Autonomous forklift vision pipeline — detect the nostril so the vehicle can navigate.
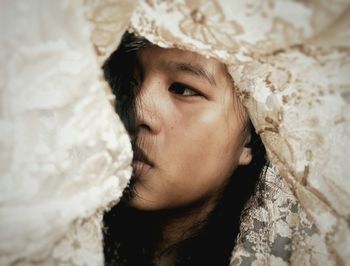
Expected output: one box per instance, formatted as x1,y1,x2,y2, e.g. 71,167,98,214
139,123,152,132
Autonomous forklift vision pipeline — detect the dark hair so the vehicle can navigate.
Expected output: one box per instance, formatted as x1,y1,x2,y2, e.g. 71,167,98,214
102,32,267,266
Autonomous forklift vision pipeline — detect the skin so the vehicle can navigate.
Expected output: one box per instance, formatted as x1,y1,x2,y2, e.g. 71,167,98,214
128,45,252,264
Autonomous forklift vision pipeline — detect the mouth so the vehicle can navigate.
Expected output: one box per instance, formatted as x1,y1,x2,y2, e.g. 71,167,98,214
132,146,153,176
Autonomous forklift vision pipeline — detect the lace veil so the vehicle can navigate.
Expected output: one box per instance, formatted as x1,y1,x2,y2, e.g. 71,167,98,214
1,0,349,265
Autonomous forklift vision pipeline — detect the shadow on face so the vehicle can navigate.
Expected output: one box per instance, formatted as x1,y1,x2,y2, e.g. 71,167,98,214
118,44,253,211
102,32,268,266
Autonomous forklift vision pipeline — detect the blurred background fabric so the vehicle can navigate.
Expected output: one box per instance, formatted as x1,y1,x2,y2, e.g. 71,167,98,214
0,1,135,265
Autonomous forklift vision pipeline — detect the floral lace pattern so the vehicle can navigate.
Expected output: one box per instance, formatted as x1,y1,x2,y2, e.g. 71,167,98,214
84,0,138,65
128,0,350,265
178,0,242,51
231,166,333,265
1,0,350,265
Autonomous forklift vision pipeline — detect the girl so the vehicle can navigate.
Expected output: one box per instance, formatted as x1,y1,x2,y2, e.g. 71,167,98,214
103,32,267,266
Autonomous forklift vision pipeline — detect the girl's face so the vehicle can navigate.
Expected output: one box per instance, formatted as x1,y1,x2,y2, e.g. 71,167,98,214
129,45,252,210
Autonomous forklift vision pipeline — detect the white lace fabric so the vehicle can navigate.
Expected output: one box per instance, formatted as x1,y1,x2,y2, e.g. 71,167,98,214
1,0,349,265
0,1,133,265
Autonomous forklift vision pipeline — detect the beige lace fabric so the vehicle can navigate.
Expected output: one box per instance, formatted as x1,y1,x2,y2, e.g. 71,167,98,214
1,0,349,265
127,1,350,265
0,1,134,265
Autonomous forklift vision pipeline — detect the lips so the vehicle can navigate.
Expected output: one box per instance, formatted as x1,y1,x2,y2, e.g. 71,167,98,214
133,146,153,166
132,146,153,176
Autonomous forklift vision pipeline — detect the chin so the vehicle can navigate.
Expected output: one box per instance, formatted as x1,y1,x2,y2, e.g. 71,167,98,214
127,197,159,211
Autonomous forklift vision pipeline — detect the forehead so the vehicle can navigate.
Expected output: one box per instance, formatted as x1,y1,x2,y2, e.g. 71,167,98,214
137,45,230,85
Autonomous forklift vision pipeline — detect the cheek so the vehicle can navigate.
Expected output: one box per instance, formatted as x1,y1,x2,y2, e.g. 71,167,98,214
161,139,238,206
140,99,246,208
166,114,244,197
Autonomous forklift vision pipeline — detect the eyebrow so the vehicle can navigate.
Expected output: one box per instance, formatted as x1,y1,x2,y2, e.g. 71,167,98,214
165,61,217,86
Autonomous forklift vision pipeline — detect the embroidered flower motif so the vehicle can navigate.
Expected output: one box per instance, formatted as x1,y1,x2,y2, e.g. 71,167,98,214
86,0,137,63
178,0,242,51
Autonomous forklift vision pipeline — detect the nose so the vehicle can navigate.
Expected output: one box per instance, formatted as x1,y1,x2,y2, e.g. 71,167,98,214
135,82,162,135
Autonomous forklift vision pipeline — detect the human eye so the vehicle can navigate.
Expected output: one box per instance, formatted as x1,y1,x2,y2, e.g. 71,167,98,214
168,82,202,97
